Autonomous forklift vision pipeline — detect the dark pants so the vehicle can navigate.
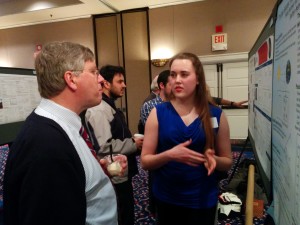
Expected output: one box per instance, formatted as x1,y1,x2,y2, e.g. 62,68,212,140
155,199,217,225
114,180,135,225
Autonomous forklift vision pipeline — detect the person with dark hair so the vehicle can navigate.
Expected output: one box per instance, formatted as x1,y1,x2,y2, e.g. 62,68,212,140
3,42,123,225
86,65,142,225
141,53,232,225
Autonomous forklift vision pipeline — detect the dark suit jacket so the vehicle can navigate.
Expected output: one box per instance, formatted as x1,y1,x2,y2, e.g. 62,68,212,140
138,91,157,134
143,91,157,104
3,112,86,225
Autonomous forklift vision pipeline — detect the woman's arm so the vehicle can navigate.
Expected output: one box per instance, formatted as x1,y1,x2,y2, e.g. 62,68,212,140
141,108,171,170
214,112,232,171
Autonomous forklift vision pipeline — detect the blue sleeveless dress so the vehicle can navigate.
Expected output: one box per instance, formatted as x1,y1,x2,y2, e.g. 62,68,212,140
153,102,222,209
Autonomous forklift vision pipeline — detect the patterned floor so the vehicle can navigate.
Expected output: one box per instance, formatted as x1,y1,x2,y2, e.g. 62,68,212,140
0,144,9,225
132,148,268,225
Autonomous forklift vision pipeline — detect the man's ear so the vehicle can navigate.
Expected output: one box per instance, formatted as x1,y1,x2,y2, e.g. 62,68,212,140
64,71,77,91
158,82,164,90
102,80,110,89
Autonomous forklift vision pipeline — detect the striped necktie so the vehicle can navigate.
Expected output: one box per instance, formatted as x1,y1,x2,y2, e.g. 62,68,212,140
79,126,97,159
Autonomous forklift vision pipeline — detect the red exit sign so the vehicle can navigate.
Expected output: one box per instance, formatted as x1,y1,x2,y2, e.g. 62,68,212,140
212,33,227,51
214,34,225,43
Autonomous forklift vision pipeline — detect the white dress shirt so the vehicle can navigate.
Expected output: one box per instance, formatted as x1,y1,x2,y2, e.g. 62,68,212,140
35,98,118,225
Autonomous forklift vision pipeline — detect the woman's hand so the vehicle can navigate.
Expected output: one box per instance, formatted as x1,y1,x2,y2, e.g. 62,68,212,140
204,149,216,175
169,139,207,167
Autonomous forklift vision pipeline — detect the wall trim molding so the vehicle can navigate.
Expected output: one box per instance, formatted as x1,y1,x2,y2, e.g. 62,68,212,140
199,52,249,65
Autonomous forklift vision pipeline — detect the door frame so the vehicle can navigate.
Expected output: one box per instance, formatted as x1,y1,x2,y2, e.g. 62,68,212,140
199,52,248,65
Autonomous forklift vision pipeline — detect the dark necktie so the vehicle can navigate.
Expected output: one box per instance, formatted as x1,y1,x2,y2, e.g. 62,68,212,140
79,126,97,159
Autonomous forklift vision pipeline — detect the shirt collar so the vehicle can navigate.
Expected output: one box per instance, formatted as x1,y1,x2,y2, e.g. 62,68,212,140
35,98,82,132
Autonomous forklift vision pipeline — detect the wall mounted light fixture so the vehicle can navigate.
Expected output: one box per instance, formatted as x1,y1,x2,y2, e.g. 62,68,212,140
151,58,169,67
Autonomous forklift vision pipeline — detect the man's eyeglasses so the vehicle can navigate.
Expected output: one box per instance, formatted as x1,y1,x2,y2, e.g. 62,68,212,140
72,69,100,77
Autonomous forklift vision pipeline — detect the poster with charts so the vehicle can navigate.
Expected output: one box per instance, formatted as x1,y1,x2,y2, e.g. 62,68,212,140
0,73,40,125
248,35,273,183
272,0,300,224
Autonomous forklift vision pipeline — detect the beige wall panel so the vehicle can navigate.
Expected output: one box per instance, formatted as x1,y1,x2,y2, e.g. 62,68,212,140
122,11,150,133
0,18,94,69
95,16,119,67
149,6,173,78
94,15,125,110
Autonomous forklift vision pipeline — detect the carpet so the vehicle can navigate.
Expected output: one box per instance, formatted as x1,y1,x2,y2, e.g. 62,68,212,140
132,145,268,225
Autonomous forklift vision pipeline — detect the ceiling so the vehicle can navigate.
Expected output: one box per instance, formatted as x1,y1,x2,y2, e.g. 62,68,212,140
0,0,205,30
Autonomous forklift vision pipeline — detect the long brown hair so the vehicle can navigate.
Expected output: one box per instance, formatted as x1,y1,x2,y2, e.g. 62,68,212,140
169,52,214,150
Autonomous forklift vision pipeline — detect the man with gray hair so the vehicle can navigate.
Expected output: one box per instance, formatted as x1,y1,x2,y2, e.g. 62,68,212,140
143,75,159,103
3,41,122,225
138,75,160,133
140,70,172,127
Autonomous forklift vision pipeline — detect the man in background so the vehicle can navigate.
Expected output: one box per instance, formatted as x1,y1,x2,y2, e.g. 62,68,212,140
86,65,143,225
140,70,172,127
138,75,159,133
3,42,118,225
143,74,159,103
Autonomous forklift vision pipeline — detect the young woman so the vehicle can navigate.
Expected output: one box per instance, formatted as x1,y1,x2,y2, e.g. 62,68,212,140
141,52,232,225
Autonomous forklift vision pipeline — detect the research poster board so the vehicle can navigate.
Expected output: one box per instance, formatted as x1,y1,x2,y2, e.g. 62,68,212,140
0,67,40,144
272,0,300,224
0,69,40,125
248,18,274,201
249,35,273,180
